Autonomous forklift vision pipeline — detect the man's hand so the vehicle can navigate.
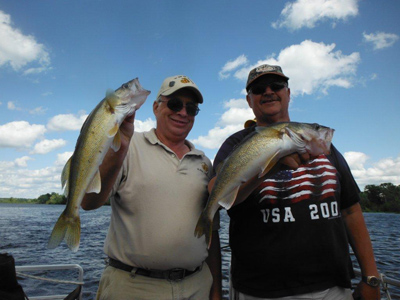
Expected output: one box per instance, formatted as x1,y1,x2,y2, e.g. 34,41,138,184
119,112,136,147
280,152,311,169
352,281,381,300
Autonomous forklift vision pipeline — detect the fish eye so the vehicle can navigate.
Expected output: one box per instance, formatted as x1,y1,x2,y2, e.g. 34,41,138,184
122,83,129,89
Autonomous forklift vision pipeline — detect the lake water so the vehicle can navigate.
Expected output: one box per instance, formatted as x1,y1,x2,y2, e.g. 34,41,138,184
0,203,399,299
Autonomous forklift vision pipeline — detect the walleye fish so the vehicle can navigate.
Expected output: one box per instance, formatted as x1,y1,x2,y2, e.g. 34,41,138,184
194,122,334,248
48,78,150,252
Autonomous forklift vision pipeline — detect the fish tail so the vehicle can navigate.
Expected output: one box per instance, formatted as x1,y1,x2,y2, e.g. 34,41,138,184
47,211,81,252
194,212,213,249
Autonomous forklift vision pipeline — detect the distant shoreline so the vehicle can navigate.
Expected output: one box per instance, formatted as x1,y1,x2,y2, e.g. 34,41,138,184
0,198,396,213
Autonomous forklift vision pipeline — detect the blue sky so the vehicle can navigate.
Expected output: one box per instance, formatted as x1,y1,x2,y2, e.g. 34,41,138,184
0,0,399,198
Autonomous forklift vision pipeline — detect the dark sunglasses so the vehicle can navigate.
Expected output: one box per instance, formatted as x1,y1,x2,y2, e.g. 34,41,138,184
159,98,200,116
250,82,287,95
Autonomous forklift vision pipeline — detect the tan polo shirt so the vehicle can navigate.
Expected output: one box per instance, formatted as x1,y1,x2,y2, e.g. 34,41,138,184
104,129,216,271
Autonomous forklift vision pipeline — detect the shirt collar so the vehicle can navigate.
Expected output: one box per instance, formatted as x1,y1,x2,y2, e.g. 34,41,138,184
143,128,205,157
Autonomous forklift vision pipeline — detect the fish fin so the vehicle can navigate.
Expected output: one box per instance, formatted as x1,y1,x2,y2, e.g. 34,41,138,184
47,211,81,252
86,170,101,194
111,130,121,152
194,212,213,249
259,150,281,177
218,186,240,210
61,156,72,196
107,122,119,138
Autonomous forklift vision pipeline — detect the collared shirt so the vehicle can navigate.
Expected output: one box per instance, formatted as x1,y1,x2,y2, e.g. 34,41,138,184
104,129,215,271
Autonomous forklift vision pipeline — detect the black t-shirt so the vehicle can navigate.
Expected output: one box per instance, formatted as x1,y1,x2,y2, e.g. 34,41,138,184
214,125,359,298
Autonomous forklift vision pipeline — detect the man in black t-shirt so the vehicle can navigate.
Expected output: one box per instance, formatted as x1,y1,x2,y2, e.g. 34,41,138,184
211,64,380,300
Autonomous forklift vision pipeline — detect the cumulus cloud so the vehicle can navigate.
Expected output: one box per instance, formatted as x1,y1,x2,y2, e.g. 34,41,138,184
134,117,156,132
219,55,248,79
31,139,67,154
0,164,61,198
0,155,59,197
0,10,51,74
14,156,33,167
29,106,48,115
363,31,399,50
220,40,360,97
191,98,254,149
344,152,400,190
0,121,46,148
56,152,73,167
7,101,21,111
272,0,359,30
47,113,88,131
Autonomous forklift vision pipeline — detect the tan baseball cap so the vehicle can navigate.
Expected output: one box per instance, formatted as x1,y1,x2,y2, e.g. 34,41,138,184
156,75,203,103
246,64,289,91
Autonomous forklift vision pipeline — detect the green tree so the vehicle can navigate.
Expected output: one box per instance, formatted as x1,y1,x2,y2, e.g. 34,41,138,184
37,193,51,204
364,185,385,205
46,193,66,204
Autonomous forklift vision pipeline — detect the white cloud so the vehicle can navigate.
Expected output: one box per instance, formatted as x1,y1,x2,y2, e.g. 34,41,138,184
7,101,21,111
56,152,73,167
0,10,51,73
344,151,369,171
134,117,156,132
47,113,88,131
0,164,62,198
31,139,67,154
219,102,254,127
219,55,249,79
272,0,359,30
344,152,400,190
224,40,360,97
0,152,73,198
0,155,56,197
363,31,399,50
0,121,46,148
191,124,244,150
191,98,254,149
14,156,33,167
29,106,48,115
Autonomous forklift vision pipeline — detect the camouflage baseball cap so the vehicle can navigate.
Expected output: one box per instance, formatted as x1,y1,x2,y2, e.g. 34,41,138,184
246,64,289,91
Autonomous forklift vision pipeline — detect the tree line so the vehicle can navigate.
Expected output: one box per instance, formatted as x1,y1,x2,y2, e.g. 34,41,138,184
359,183,400,213
1,183,399,213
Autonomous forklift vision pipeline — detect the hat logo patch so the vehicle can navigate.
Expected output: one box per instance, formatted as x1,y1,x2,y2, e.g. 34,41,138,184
256,65,275,73
181,78,190,84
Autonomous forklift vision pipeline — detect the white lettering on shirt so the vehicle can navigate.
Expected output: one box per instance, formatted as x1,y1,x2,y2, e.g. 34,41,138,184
260,201,339,223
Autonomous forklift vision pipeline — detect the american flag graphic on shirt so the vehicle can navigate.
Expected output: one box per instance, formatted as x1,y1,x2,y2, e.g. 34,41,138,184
258,155,338,206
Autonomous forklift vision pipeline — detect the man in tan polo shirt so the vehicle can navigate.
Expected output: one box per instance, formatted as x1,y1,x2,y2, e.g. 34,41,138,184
82,75,222,300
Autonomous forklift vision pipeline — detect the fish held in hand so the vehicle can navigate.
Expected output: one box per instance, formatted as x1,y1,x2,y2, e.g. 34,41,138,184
194,122,334,248
48,78,150,252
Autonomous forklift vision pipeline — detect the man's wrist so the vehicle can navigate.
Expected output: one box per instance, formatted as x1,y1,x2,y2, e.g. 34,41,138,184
362,275,381,287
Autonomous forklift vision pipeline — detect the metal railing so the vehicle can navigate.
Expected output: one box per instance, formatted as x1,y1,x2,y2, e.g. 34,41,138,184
353,267,400,300
15,264,84,300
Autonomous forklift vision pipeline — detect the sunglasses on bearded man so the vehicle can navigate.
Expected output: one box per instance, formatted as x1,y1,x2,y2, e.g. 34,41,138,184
249,82,287,95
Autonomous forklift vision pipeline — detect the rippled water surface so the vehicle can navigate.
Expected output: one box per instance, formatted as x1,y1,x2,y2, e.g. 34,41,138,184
0,204,398,299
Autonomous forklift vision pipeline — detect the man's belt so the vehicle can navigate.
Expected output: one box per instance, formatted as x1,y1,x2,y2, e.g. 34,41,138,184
107,257,202,281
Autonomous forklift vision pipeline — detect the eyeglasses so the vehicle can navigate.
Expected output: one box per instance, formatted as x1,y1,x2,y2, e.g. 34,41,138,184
159,98,200,116
249,82,287,95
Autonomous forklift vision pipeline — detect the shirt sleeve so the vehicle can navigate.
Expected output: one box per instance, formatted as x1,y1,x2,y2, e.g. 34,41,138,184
329,144,361,210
